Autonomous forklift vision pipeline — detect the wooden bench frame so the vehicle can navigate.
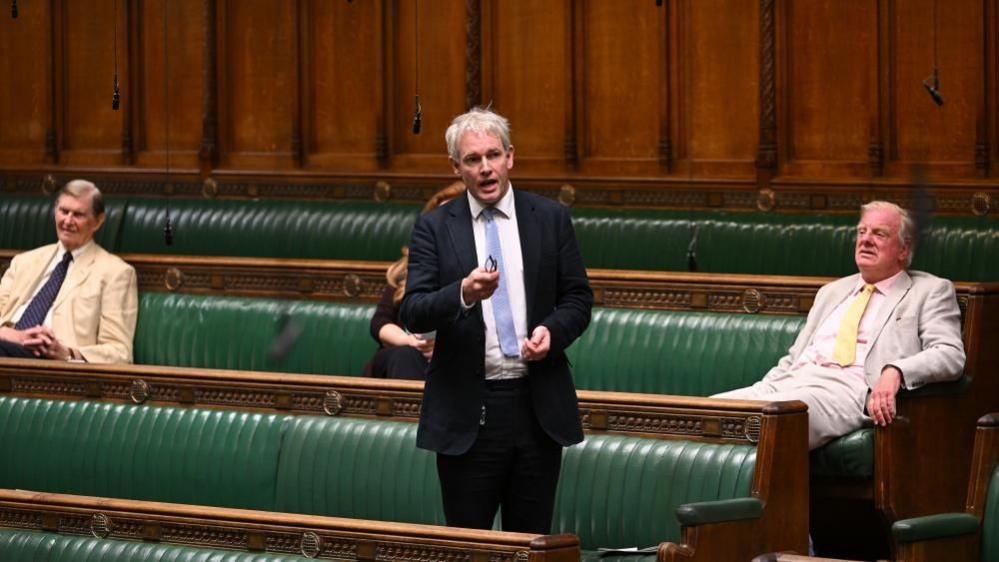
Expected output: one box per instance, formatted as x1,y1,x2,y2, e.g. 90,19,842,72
0,358,810,562
0,489,580,561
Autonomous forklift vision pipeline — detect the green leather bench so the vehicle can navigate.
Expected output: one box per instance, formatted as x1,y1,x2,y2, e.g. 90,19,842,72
3,194,997,280
0,529,315,562
0,395,767,556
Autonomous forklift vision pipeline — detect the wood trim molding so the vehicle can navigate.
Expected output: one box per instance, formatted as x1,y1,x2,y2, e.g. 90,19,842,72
755,0,777,178
198,0,219,171
464,0,481,110
0,490,578,562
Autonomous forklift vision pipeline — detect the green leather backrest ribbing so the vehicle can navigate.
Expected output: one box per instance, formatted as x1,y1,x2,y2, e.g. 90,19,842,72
275,416,446,525
0,194,125,251
567,307,805,395
0,529,314,561
552,436,756,550
135,293,376,375
0,397,285,510
118,198,420,260
982,462,999,562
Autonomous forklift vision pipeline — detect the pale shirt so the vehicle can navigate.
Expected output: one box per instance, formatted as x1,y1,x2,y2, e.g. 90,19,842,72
790,270,905,383
461,186,529,380
11,241,91,329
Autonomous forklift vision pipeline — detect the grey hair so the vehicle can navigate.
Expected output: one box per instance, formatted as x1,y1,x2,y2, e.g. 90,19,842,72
445,107,512,161
58,179,105,217
860,200,915,266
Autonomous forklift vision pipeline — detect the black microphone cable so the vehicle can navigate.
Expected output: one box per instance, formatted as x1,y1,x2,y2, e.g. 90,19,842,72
112,0,120,109
412,0,422,134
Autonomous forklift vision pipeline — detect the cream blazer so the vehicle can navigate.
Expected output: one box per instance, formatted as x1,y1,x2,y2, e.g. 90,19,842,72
0,243,138,364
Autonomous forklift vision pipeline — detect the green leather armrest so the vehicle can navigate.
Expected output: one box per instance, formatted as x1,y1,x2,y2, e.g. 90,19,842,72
675,497,763,526
891,512,980,543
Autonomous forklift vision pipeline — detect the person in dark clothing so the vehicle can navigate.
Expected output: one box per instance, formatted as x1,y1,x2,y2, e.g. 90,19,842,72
363,182,466,380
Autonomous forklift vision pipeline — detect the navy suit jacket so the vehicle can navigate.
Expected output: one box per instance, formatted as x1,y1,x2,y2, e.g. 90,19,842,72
400,190,592,455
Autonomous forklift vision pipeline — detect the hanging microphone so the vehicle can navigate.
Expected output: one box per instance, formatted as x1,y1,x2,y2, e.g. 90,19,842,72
11,0,17,18
412,95,422,134
163,208,173,246
686,226,698,272
922,70,944,106
112,76,121,110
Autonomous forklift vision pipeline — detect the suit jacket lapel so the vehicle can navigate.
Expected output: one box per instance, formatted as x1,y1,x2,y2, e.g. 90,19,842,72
1,245,59,319
52,244,98,310
444,198,479,280
515,191,540,323
868,270,912,349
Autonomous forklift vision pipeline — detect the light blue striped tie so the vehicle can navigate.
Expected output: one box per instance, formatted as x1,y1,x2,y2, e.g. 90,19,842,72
483,208,520,358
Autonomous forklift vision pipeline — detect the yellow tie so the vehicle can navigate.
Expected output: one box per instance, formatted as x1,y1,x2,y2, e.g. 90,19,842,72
832,284,876,367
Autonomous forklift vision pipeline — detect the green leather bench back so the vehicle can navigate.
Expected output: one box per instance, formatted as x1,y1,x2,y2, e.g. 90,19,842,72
4,194,997,280
0,529,314,561
274,416,446,525
0,194,125,251
135,293,377,375
0,396,756,551
0,397,284,511
553,435,756,550
568,308,805,395
983,462,999,562
118,198,419,261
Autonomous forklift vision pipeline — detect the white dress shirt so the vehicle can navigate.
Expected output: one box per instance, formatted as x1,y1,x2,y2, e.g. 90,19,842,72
11,241,91,329
463,185,529,380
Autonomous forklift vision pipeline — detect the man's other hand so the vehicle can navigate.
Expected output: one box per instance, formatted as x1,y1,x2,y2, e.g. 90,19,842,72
522,326,551,361
868,366,903,426
461,267,500,305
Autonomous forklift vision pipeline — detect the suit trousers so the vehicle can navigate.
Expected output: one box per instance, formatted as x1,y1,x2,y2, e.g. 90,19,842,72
0,340,35,358
713,364,870,449
435,377,562,534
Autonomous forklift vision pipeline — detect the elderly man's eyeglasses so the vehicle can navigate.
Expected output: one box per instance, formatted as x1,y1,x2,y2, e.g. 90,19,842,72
485,255,498,273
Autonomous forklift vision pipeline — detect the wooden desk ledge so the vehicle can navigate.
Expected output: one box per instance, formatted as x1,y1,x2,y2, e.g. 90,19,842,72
0,489,580,561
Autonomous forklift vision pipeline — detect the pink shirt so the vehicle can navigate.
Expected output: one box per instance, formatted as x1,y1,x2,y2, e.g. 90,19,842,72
790,270,905,382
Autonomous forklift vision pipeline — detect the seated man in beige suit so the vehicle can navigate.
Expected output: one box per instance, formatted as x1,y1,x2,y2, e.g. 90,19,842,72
0,180,138,363
714,201,965,449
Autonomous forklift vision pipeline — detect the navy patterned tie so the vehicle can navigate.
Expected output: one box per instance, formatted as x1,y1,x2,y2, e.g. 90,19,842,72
15,252,73,330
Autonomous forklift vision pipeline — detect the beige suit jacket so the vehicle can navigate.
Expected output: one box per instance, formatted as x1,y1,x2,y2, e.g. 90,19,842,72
0,243,138,364
764,270,966,391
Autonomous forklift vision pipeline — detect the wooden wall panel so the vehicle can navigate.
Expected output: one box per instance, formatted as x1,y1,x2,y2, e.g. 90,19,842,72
218,0,296,169
781,0,877,178
889,0,983,177
677,0,759,178
60,0,124,166
389,0,465,171
304,0,382,170
484,0,571,173
135,0,203,170
578,1,663,175
0,1,995,197
0,1,52,165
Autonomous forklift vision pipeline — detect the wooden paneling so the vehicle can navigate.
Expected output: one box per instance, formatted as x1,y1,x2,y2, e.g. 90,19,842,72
889,0,983,177
304,0,382,170
388,0,465,171
60,0,123,165
577,1,664,175
218,0,296,169
677,0,759,178
134,0,202,170
781,0,877,178
0,1,994,193
0,1,52,164
484,0,571,173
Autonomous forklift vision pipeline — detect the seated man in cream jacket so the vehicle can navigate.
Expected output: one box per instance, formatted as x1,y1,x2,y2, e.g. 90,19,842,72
0,179,138,363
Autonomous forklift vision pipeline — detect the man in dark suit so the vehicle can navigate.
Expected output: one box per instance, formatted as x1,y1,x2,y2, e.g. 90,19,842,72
400,108,592,534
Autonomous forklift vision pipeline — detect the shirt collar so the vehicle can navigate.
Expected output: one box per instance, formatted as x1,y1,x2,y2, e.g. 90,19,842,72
468,182,515,220
855,269,904,295
57,240,92,262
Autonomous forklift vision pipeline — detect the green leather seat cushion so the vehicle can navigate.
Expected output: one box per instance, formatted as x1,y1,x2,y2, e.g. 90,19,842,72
810,428,875,479
0,397,285,510
0,529,314,561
